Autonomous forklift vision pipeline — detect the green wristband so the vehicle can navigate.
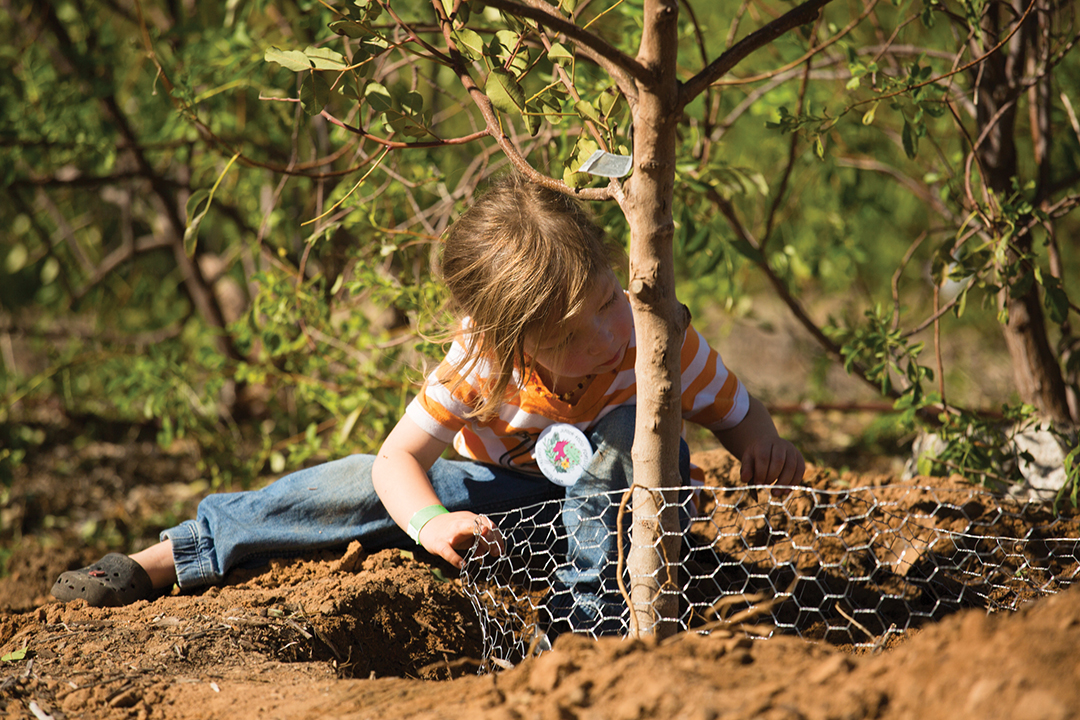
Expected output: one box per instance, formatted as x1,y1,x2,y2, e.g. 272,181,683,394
407,504,449,544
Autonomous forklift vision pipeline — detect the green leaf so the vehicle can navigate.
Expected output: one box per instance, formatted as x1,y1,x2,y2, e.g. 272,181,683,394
547,42,573,65
486,68,526,115
572,137,599,167
452,28,485,61
597,88,620,116
383,111,433,138
300,73,331,115
265,47,312,72
490,30,529,74
536,87,564,113
494,30,521,52
574,99,601,125
862,101,878,125
563,165,590,188
400,91,423,116
328,19,370,38
304,47,347,71
1045,284,1070,324
364,82,393,112
183,189,211,257
902,119,918,159
523,101,542,136
499,12,528,33
1,647,27,662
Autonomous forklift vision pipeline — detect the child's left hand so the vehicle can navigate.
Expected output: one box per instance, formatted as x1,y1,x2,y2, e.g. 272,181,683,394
738,437,805,496
713,397,806,497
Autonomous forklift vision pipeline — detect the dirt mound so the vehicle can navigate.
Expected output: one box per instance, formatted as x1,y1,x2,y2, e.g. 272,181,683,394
4,553,1076,720
3,449,1079,719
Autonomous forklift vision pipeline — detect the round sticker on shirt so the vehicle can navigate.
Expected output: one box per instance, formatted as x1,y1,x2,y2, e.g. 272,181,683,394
535,424,593,487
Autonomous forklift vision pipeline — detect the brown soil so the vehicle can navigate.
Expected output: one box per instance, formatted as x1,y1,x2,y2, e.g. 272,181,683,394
3,430,1079,719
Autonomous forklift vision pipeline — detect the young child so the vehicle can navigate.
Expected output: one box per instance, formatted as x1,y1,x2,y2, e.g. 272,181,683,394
51,174,804,635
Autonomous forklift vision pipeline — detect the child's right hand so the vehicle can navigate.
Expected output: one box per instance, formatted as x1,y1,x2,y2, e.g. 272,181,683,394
417,511,504,569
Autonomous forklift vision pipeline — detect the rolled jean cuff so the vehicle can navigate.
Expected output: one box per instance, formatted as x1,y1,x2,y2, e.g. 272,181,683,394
161,520,218,589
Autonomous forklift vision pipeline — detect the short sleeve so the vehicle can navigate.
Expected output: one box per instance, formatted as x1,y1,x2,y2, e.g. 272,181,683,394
679,325,750,431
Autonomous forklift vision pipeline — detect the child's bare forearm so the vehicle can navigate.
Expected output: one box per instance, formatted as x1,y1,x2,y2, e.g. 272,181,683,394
371,415,449,528
713,397,780,456
713,396,805,488
371,448,443,531
371,415,497,568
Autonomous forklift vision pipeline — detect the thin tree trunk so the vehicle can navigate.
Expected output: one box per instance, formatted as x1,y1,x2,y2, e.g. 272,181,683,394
975,0,1072,424
624,0,685,639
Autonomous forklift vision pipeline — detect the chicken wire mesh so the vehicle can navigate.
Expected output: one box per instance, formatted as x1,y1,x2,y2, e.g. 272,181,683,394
460,480,1080,669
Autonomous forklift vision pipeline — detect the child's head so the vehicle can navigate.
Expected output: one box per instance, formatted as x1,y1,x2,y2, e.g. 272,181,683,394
438,173,623,417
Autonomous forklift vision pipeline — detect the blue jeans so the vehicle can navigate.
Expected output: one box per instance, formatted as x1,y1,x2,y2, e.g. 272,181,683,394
551,407,691,635
162,407,688,634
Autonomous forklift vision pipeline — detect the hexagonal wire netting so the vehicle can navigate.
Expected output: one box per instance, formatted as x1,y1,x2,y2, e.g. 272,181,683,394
460,482,1080,669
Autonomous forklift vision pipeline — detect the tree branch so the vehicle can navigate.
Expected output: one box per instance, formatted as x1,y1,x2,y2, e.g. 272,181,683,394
480,0,649,95
39,0,242,361
430,0,617,202
708,188,894,401
679,0,837,105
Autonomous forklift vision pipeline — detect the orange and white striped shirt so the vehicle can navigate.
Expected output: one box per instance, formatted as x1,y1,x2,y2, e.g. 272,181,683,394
406,321,749,478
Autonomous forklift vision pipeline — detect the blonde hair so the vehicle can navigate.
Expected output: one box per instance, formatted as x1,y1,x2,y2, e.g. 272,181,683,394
437,174,622,420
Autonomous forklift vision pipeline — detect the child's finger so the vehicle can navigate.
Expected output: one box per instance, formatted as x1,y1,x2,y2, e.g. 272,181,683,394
739,454,756,484
777,453,806,486
741,446,783,484
434,542,465,569
472,516,505,558
770,452,805,496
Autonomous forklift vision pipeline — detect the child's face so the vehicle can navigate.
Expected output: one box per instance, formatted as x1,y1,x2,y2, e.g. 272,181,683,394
527,271,633,381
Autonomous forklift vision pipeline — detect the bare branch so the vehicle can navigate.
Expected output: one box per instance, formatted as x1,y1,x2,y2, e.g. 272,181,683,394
708,188,898,402
679,0,838,105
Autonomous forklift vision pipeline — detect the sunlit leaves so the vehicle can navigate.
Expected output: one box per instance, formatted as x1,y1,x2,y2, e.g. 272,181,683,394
452,28,485,61
265,47,311,72
489,29,531,75
486,68,527,115
547,42,573,65
1,647,27,662
304,47,347,72
574,99,602,125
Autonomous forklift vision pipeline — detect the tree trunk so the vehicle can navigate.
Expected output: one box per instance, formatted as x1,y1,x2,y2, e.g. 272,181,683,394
975,0,1073,424
624,0,684,639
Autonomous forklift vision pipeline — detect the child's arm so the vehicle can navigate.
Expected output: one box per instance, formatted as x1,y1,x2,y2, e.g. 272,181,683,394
712,396,805,495
372,415,498,568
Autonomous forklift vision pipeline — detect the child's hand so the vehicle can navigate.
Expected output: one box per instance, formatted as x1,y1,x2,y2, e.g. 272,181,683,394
417,511,504,569
738,437,805,496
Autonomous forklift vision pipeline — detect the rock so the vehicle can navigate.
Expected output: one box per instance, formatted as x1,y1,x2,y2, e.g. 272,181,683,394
903,424,1077,503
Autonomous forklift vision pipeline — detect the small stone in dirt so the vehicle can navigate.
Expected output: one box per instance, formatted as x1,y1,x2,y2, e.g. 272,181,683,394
109,687,141,708
332,541,366,574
